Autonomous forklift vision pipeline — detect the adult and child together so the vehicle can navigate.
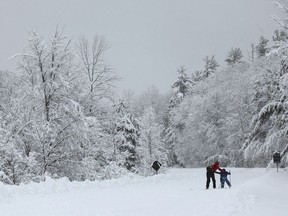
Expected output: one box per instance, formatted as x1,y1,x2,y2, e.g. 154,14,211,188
206,161,231,189
151,160,231,189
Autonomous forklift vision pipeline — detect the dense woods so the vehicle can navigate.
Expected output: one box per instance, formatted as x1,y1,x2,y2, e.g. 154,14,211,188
1,2,288,184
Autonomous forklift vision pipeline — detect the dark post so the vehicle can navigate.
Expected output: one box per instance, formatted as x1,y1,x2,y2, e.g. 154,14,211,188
273,152,281,172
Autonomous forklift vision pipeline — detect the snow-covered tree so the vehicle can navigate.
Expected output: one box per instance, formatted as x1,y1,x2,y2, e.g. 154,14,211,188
114,100,140,171
169,66,193,108
256,36,270,58
225,48,243,65
0,70,39,184
138,107,167,170
169,55,256,167
240,1,288,168
14,27,91,180
272,29,288,43
162,67,193,166
75,35,119,116
201,56,219,78
243,54,288,167
132,85,169,124
191,56,219,85
273,1,288,30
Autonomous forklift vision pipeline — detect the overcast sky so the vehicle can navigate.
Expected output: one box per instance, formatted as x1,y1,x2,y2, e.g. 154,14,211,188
0,0,282,93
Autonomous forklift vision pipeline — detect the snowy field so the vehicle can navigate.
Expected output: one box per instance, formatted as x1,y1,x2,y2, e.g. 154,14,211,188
0,168,287,216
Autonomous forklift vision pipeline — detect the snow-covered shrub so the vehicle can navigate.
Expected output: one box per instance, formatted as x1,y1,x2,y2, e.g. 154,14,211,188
104,161,131,179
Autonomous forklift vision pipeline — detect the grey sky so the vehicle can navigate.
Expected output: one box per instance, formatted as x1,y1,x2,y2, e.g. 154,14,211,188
0,0,281,93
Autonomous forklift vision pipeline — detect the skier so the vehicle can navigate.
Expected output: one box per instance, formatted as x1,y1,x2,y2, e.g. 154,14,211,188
215,168,231,188
206,161,222,189
151,160,162,174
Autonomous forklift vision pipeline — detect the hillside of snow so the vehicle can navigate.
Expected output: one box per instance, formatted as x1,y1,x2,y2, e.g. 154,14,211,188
0,168,287,216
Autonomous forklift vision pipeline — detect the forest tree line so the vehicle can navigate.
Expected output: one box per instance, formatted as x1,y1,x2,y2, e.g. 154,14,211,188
1,2,288,184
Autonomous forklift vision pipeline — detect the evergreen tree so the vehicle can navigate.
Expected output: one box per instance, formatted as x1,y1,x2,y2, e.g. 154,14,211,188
243,54,288,167
242,2,288,168
202,56,219,78
255,36,269,58
225,48,243,65
163,66,193,166
191,56,219,83
272,29,288,43
170,66,193,108
114,101,140,171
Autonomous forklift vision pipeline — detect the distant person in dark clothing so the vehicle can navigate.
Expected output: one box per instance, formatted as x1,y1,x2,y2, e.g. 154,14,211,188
151,161,162,174
215,168,231,188
206,166,215,189
206,161,222,189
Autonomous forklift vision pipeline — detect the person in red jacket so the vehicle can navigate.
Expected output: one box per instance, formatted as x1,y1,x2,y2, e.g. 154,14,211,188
206,161,222,189
211,161,222,173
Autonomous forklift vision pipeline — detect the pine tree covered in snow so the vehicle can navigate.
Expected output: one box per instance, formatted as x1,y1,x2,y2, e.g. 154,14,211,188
192,56,219,83
243,55,288,167
242,1,288,168
256,36,270,58
114,100,140,171
163,66,193,166
225,47,243,65
169,66,193,108
272,29,288,44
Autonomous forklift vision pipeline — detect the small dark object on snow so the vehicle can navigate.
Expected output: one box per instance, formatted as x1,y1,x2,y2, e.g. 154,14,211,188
273,152,281,172
152,161,162,174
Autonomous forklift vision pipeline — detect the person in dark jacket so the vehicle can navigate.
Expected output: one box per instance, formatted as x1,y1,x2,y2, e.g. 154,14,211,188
151,161,162,174
206,161,222,189
215,168,231,188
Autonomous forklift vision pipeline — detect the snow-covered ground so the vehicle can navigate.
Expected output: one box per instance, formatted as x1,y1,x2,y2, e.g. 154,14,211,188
0,168,287,216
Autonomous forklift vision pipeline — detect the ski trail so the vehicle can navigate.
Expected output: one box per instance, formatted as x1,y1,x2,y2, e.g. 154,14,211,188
160,168,263,216
0,168,286,216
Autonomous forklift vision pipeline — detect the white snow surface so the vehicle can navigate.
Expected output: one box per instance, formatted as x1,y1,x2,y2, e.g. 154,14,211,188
0,168,287,216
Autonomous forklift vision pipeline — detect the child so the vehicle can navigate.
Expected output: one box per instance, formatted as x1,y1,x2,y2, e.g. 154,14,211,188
215,168,231,188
